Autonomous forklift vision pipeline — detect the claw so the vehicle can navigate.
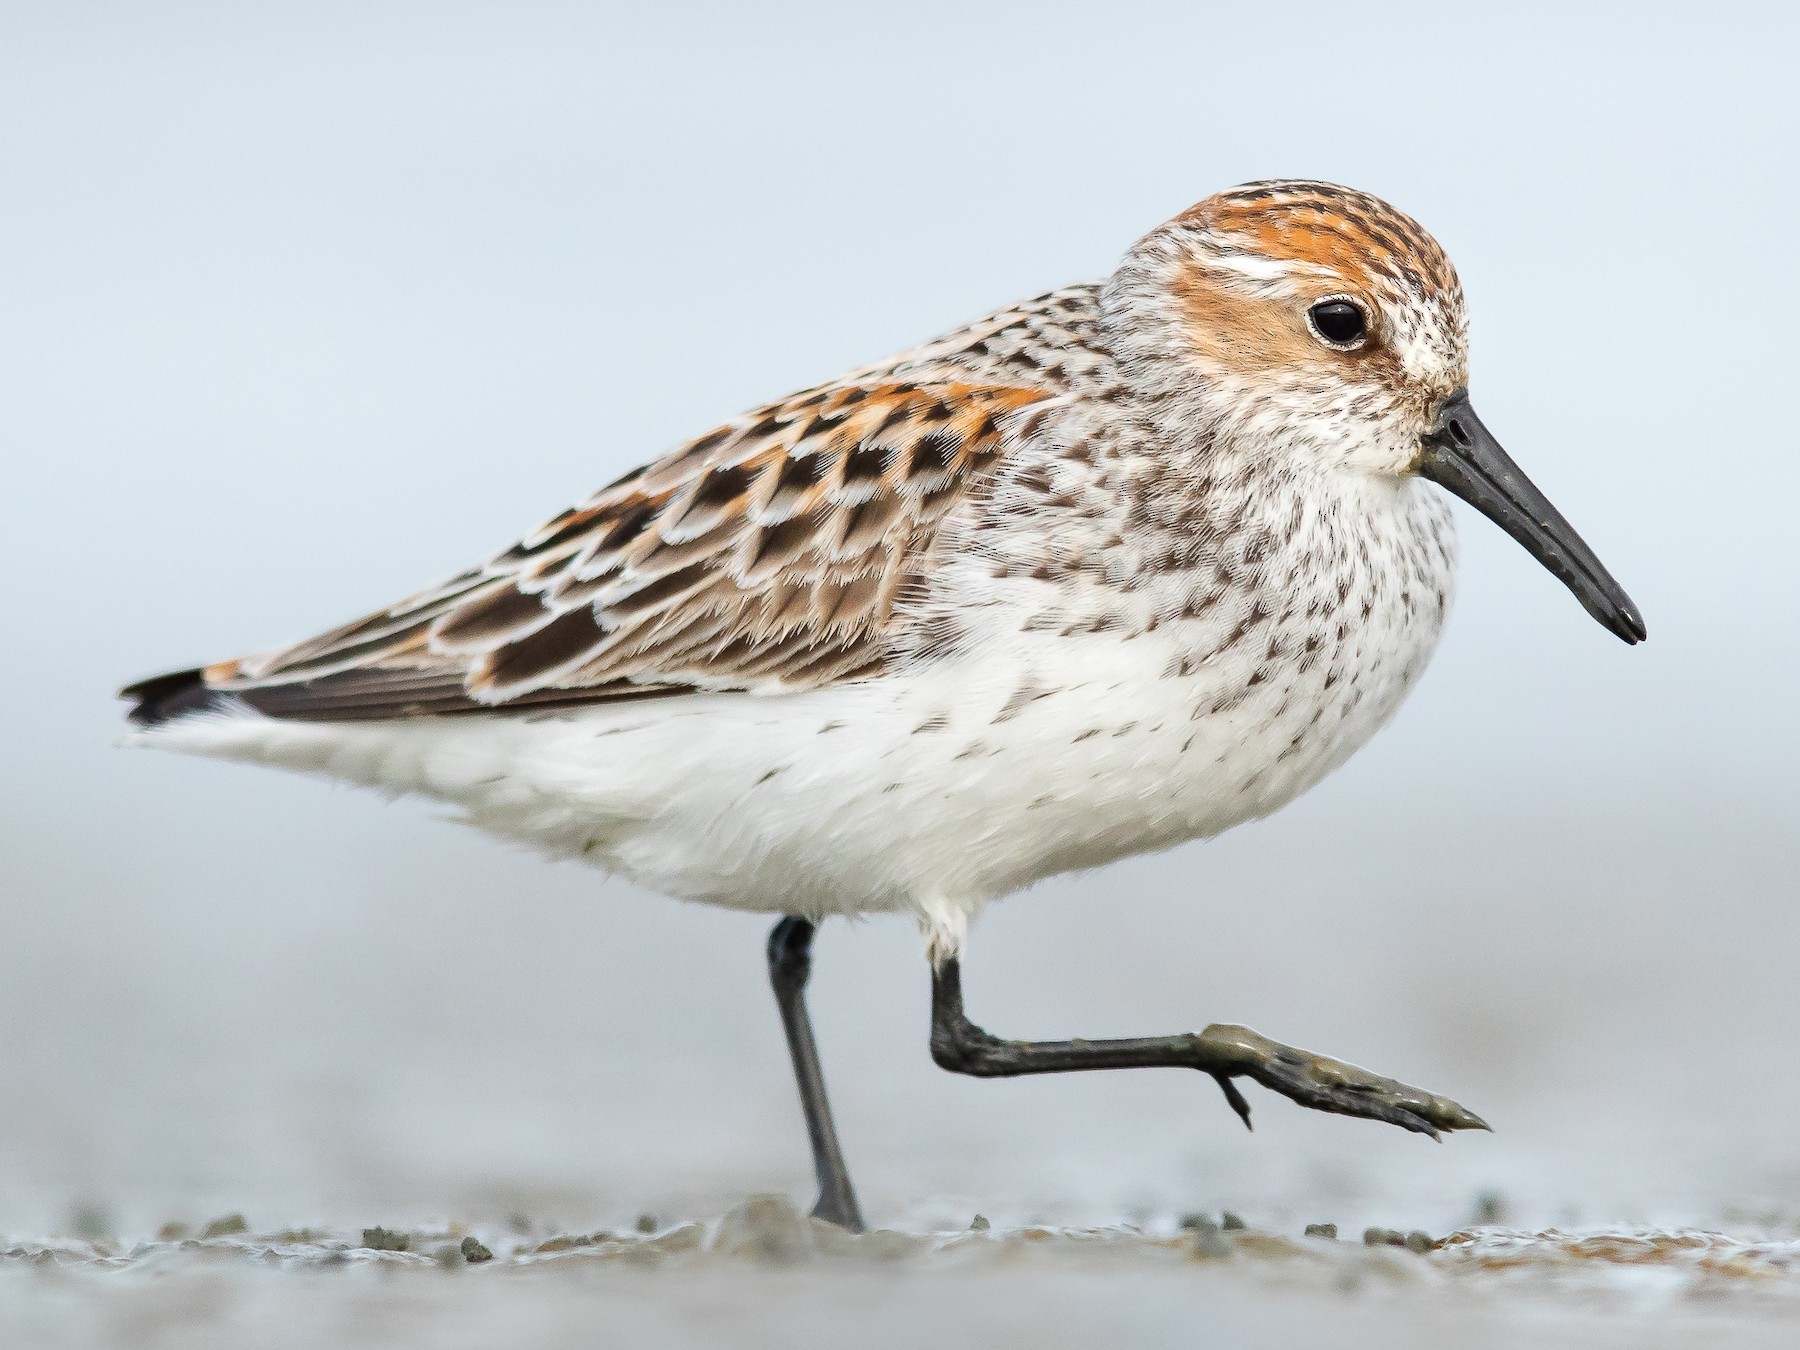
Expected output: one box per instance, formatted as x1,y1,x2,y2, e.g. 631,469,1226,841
1212,1073,1254,1131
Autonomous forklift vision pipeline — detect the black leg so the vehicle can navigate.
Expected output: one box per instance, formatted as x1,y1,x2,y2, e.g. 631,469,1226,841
766,916,865,1232
930,957,1488,1138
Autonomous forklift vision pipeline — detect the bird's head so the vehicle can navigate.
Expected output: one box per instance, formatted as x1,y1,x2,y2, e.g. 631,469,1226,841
1106,179,1644,644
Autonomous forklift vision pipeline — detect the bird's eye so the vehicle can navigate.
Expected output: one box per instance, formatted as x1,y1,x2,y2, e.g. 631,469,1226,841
1307,298,1369,349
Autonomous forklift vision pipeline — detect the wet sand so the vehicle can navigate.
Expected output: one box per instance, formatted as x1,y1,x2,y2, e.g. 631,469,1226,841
9,1201,1800,1349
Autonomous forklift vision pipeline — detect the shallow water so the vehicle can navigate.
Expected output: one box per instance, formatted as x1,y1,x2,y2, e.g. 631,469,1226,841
10,1202,1800,1349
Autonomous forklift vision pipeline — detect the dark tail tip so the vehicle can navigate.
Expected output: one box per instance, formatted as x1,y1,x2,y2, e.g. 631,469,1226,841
121,669,223,727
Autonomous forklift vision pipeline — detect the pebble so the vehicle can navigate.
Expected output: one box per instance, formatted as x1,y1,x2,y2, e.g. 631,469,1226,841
1304,1223,1338,1240
1361,1227,1439,1253
361,1226,410,1252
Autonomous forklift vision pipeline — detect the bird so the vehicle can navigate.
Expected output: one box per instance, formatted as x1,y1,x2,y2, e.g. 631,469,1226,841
122,179,1645,1233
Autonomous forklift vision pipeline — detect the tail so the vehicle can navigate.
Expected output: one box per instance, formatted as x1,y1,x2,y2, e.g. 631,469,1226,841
120,669,230,727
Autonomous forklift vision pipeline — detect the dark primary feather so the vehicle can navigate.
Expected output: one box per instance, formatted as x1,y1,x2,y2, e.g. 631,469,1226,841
122,669,219,727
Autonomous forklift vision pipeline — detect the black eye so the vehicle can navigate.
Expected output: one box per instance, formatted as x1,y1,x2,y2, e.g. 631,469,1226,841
1307,298,1368,348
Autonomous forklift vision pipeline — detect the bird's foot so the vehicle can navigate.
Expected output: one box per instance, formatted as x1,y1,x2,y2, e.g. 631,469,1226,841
1193,1023,1490,1138
809,1189,865,1234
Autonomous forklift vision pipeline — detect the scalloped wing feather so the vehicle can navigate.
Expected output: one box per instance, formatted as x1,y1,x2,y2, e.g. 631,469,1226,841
191,381,1048,719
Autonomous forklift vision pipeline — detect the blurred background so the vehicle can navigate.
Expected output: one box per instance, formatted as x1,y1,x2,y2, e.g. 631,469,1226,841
2,1,1796,1243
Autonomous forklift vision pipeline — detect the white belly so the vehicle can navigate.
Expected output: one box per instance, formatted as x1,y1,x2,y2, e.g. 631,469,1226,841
133,597,1442,945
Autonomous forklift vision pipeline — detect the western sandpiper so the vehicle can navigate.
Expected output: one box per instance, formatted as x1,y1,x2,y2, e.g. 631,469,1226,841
124,180,1644,1231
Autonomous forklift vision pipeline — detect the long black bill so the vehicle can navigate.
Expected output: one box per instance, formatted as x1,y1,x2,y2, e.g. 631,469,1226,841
1417,390,1646,644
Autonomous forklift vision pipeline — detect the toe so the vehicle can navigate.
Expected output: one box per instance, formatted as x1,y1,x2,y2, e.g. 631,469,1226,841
1194,1023,1489,1137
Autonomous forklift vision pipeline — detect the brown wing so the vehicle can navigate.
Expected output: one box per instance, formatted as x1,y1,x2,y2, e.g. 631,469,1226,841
154,381,1047,721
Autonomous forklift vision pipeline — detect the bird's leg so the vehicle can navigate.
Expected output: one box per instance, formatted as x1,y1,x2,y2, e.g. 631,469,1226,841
929,958,1488,1138
766,916,865,1232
